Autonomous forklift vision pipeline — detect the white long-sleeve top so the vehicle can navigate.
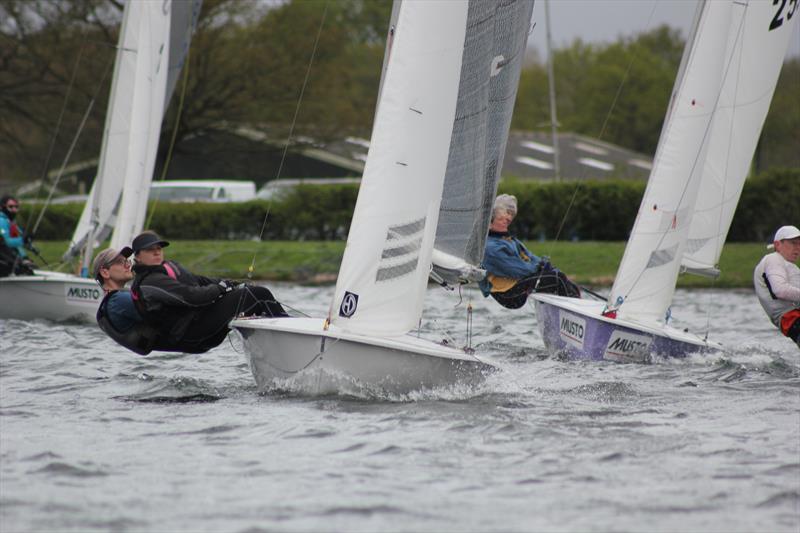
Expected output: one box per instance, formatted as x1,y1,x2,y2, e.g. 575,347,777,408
753,252,800,327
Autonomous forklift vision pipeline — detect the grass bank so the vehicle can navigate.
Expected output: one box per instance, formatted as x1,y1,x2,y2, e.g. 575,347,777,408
33,240,766,288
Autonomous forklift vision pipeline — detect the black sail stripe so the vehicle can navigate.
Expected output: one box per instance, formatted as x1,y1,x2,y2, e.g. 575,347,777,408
381,237,423,259
376,257,419,282
386,217,426,240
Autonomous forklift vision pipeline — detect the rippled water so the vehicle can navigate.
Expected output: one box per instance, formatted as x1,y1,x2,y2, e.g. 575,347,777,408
1,285,798,532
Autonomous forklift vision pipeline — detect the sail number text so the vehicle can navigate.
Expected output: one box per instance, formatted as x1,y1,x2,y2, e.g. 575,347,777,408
770,0,798,31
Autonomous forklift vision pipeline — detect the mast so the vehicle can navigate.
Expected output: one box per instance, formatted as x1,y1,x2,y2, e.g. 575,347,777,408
544,0,560,182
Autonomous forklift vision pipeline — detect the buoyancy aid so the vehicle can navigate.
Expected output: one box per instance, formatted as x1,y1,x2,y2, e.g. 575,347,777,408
131,260,225,344
97,291,160,355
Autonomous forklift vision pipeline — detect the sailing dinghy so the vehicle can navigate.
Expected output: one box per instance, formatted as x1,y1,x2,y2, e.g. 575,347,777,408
532,0,797,361
232,0,534,394
0,0,200,322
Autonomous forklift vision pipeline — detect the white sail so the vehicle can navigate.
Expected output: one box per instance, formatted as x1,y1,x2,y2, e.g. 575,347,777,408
609,1,732,324
66,0,201,259
110,2,172,250
681,0,798,277
433,0,534,283
66,2,142,259
328,0,469,337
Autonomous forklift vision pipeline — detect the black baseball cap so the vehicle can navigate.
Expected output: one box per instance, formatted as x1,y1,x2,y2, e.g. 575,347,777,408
132,231,170,253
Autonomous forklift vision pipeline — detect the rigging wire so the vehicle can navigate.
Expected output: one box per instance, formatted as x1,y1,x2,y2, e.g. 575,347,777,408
548,1,659,249
614,7,747,312
536,2,660,302
247,1,330,281
32,44,86,217
145,47,194,230
703,4,748,340
31,50,117,239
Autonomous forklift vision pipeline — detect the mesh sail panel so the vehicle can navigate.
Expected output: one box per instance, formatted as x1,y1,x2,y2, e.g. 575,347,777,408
434,0,534,267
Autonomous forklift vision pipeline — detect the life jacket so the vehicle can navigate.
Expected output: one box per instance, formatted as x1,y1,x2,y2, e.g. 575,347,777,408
96,291,160,356
130,260,179,315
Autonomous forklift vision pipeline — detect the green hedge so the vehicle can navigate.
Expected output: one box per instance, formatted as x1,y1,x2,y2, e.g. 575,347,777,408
17,168,798,242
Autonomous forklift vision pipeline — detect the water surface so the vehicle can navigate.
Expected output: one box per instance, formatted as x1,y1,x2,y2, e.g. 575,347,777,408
1,285,798,532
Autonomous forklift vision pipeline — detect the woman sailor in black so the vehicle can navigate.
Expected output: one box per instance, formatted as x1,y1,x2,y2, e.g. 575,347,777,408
129,231,287,354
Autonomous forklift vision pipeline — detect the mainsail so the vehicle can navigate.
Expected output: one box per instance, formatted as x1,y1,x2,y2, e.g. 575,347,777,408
432,0,534,283
681,0,798,277
608,0,733,324
328,0,470,337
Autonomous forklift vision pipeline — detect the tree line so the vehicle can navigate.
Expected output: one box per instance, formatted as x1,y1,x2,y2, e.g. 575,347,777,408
1,0,797,187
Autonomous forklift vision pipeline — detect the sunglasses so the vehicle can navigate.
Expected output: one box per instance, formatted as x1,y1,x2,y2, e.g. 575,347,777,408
5,204,19,209
102,256,129,269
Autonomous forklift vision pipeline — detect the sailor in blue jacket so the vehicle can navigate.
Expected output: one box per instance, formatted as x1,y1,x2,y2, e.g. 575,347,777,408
479,194,580,309
0,195,35,276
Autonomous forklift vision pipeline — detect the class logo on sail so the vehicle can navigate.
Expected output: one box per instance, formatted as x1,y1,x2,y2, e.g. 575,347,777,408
558,311,586,349
339,291,359,318
65,285,102,304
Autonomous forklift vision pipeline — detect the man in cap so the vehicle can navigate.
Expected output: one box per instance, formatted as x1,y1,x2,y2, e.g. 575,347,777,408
130,230,287,354
478,194,580,309
93,246,160,355
754,225,800,348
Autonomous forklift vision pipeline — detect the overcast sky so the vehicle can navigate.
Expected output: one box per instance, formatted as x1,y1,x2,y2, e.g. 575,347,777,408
526,0,800,59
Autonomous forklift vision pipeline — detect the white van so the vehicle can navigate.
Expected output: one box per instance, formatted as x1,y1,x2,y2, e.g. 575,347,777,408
256,178,361,201
149,180,256,203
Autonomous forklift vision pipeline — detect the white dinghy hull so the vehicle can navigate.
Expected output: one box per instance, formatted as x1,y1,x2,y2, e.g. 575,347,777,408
532,293,721,362
232,317,495,395
0,271,102,322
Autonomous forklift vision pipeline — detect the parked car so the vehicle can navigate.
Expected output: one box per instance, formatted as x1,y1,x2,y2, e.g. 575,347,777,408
256,178,361,201
149,180,256,202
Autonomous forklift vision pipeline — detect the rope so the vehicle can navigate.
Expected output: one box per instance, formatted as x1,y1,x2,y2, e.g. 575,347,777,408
614,8,748,312
145,45,193,229
248,1,329,279
32,44,86,215
546,2,659,251
31,48,116,238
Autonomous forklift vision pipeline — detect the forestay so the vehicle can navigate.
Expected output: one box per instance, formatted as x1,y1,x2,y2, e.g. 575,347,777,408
609,1,732,324
681,0,798,277
433,0,534,283
328,0,469,337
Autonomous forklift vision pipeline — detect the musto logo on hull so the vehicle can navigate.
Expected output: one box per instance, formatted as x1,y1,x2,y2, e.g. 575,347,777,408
65,285,102,304
603,330,652,363
558,311,586,349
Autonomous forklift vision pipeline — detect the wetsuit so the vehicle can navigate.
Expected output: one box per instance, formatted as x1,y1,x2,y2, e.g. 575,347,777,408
479,230,580,309
131,260,287,353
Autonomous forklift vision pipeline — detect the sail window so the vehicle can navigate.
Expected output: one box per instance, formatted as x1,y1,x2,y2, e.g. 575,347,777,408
646,245,678,268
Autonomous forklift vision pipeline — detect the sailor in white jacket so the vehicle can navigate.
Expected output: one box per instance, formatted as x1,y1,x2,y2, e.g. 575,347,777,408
754,225,800,348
